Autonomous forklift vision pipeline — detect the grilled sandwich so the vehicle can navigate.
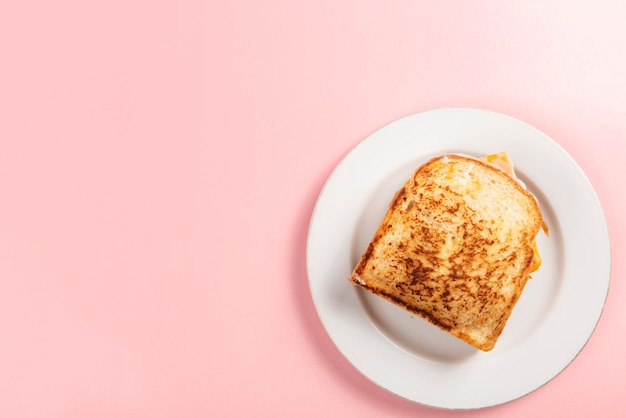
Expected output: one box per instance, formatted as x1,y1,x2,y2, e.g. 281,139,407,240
349,152,547,351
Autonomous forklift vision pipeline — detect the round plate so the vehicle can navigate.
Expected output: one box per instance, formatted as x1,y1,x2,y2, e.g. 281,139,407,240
306,108,611,409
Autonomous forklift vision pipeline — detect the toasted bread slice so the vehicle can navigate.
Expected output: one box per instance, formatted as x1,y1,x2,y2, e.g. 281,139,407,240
349,154,545,351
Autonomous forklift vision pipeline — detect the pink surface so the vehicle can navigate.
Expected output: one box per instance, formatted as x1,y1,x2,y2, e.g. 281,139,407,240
1,0,625,416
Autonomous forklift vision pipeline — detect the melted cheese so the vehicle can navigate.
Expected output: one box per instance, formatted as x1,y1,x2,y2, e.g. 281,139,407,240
480,152,543,273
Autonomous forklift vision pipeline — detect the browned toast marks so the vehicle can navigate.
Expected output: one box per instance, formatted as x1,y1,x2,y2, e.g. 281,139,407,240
349,154,544,351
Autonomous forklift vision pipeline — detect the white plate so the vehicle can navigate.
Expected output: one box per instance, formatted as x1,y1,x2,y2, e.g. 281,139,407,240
306,108,611,409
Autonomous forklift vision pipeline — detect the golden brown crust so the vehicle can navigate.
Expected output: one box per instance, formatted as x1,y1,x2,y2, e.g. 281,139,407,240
349,154,545,351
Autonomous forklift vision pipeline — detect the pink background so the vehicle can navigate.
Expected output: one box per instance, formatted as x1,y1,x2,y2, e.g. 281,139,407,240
1,1,625,416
